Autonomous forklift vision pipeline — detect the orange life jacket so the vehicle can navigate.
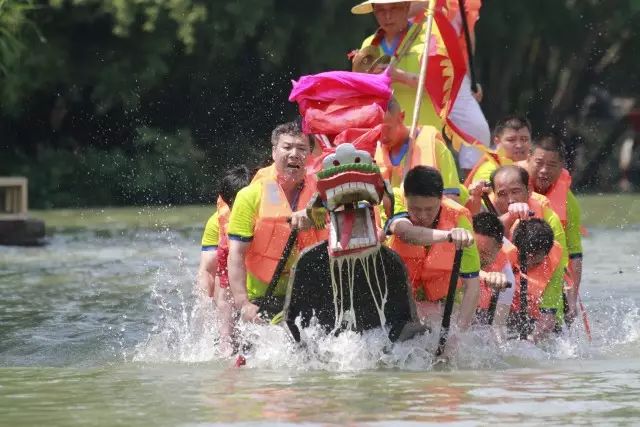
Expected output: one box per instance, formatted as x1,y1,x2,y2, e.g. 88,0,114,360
251,164,277,183
252,157,320,183
245,177,327,285
374,126,438,188
527,166,587,238
478,238,519,310
524,192,547,219
389,198,471,302
534,168,571,226
510,241,562,320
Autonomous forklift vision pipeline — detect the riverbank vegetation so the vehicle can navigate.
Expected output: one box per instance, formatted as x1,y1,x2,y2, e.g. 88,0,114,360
2,1,639,208
32,194,640,232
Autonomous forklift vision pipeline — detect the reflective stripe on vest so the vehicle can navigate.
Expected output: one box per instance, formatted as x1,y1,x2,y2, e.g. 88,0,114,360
510,241,562,320
375,126,438,189
478,238,519,310
389,198,471,302
244,178,327,291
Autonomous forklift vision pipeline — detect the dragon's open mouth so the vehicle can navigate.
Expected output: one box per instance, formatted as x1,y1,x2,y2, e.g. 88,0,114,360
312,143,388,257
316,170,385,210
327,204,378,256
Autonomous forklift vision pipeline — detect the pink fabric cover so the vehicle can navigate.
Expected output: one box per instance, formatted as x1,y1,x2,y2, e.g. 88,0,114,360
289,71,391,162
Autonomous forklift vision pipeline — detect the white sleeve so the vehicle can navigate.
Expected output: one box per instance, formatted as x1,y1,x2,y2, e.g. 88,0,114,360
497,261,516,305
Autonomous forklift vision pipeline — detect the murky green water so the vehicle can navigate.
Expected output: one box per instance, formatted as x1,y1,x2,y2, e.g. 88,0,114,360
1,225,639,426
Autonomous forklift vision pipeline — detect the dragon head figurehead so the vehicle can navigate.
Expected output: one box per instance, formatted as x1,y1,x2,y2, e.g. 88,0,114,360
284,71,424,343
308,143,391,258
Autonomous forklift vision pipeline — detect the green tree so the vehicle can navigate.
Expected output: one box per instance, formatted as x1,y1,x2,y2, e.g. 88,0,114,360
1,0,639,207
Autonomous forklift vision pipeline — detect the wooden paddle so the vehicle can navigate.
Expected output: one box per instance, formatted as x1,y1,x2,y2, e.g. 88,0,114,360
481,193,498,216
404,0,437,180
486,282,512,325
517,226,531,340
435,248,464,357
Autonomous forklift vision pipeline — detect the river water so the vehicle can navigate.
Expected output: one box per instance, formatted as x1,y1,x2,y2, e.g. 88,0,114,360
1,223,639,426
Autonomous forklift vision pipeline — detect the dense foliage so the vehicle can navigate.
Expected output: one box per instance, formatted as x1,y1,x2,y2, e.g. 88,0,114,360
1,0,639,207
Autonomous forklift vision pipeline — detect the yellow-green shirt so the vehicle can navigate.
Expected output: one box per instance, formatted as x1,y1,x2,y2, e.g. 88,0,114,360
361,24,442,130
565,190,583,258
201,211,220,250
539,262,566,324
376,136,467,201
470,155,513,184
437,138,468,204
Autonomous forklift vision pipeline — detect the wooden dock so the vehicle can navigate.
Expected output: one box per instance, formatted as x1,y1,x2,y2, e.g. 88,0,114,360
0,177,45,246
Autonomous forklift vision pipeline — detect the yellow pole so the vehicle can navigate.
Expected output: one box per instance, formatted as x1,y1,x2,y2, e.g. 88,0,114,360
404,0,436,178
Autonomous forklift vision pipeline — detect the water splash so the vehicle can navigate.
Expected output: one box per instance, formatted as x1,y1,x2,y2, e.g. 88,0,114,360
131,242,640,371
133,289,640,371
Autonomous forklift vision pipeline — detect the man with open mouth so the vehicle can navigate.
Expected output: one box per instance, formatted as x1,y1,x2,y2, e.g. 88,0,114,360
227,121,328,323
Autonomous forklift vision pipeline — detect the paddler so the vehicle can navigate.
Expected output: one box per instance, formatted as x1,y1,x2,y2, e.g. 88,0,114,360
227,121,327,322
251,123,323,182
386,166,480,331
489,165,569,270
197,165,251,354
521,135,583,322
510,219,566,342
472,212,516,332
351,0,442,129
375,97,468,203
465,115,532,185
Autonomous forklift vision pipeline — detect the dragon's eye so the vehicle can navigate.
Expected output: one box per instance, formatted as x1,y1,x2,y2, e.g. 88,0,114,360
333,160,340,166
354,157,361,163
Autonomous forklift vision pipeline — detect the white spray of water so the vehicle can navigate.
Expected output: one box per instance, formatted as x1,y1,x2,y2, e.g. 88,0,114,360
131,246,640,371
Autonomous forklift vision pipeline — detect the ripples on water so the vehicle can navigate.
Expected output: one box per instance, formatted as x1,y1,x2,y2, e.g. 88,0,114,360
1,226,640,425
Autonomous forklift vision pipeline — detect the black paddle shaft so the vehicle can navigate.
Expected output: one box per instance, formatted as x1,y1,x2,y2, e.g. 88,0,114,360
487,282,512,325
518,248,530,339
436,248,464,357
457,0,479,93
256,227,299,314
519,221,531,340
481,193,498,216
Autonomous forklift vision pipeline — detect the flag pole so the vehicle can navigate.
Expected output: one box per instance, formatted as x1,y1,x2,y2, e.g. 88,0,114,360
404,0,437,179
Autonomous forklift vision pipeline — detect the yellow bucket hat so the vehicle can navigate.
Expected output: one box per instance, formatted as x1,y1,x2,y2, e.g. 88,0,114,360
351,0,426,15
